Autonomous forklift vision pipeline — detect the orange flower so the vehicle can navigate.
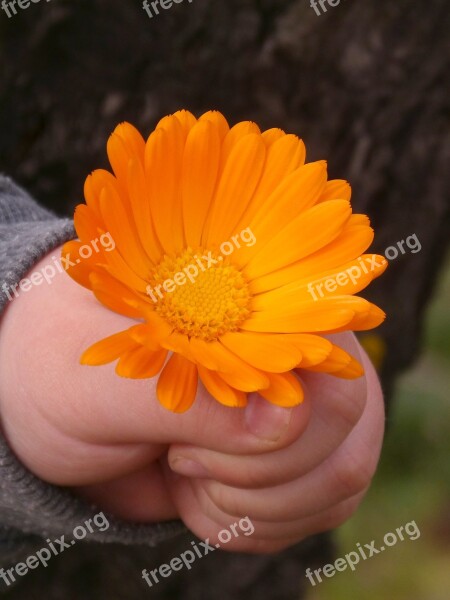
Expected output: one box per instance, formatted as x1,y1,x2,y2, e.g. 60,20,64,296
63,110,387,412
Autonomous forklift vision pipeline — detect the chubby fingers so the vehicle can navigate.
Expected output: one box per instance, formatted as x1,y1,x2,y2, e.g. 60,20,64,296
167,477,367,552
76,461,179,522
164,344,384,550
168,332,368,488
5,256,311,458
167,364,367,487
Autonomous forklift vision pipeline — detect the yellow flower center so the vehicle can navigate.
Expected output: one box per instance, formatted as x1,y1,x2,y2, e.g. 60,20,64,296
148,248,251,341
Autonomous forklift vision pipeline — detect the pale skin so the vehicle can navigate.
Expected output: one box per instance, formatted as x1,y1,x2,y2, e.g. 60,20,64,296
0,249,385,554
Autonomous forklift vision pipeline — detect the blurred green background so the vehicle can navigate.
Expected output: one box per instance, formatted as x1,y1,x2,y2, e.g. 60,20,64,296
306,258,450,600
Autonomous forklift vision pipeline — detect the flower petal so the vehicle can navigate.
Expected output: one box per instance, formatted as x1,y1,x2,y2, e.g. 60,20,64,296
236,134,306,230
244,200,352,280
80,328,140,365
298,344,355,374
243,296,373,333
182,120,221,248
157,354,198,412
261,127,286,146
250,160,327,236
251,254,388,310
248,221,375,293
198,366,247,407
258,372,304,407
74,204,104,245
277,334,333,367
115,346,167,378
327,302,386,332
145,122,185,255
61,240,98,289
204,133,266,245
199,110,230,140
332,356,365,378
107,122,145,185
128,318,173,350
99,185,149,279
317,179,351,203
171,110,197,135
220,331,302,373
160,332,196,362
89,272,147,319
189,339,269,389
127,158,162,264
220,121,261,167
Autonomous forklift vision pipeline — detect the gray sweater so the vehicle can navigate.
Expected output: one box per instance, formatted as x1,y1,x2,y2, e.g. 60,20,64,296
0,176,186,587
0,175,325,599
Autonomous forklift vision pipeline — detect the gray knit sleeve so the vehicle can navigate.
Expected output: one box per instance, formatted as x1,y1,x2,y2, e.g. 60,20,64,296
0,175,185,564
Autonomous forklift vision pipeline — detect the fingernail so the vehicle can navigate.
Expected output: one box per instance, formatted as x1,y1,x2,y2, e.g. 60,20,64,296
170,457,209,479
244,393,292,442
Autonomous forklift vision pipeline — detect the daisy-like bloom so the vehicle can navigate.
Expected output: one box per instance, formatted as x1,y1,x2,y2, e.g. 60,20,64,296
62,110,387,412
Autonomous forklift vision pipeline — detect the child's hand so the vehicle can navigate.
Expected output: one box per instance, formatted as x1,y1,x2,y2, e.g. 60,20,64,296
0,249,385,553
